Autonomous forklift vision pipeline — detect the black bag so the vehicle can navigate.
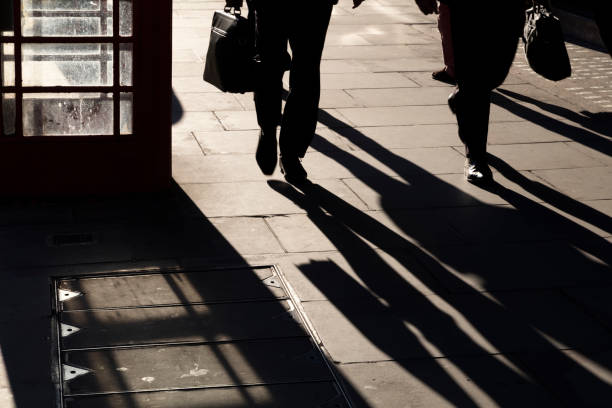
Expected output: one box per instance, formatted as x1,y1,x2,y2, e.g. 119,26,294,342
523,2,571,81
203,6,257,93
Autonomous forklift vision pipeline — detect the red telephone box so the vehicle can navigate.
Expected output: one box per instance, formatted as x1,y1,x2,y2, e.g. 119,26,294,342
0,0,172,194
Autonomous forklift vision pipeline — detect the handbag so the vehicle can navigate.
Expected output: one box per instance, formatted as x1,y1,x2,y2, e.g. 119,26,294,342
203,4,257,93
523,1,571,81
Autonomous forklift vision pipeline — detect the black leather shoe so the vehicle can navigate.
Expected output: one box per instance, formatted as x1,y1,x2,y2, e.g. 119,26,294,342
465,159,493,184
432,69,456,85
255,130,277,175
279,154,308,185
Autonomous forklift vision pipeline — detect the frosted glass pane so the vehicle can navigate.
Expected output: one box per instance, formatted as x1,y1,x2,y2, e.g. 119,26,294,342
2,43,15,86
23,93,113,136
22,0,113,36
120,92,132,135
22,17,112,37
22,1,102,11
119,0,132,37
22,44,113,86
2,93,16,136
119,43,132,86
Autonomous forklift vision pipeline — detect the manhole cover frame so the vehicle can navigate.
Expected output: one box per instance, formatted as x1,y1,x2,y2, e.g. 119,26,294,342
50,264,356,408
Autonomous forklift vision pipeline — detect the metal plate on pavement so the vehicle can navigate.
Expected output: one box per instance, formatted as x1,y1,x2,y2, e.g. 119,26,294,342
51,266,352,407
61,300,303,349
63,338,331,395
58,267,286,311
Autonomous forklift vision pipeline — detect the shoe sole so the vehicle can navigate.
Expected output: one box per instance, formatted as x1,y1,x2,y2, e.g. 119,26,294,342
465,173,493,184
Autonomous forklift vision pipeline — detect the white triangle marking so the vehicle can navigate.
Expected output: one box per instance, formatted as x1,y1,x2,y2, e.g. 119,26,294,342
63,365,91,382
58,289,82,302
60,323,81,338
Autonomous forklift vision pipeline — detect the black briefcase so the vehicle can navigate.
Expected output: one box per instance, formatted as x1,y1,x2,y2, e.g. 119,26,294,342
203,7,257,93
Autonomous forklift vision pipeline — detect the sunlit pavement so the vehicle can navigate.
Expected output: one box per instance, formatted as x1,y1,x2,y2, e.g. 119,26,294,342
1,1,611,407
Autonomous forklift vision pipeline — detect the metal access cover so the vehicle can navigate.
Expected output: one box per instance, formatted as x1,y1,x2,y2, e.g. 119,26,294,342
52,266,352,408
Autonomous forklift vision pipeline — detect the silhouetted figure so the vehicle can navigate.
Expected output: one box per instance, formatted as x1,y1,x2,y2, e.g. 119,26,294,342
432,1,456,85
246,0,338,184
418,0,525,183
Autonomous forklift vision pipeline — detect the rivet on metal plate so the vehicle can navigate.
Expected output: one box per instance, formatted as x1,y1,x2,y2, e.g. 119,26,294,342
62,364,91,382
58,289,82,302
262,275,282,288
60,323,81,338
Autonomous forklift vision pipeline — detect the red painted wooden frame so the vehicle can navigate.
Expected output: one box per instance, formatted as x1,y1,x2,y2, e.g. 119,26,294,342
0,0,172,195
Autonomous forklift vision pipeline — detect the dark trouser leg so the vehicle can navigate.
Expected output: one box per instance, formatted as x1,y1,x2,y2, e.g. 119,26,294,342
438,2,455,77
279,3,333,158
455,88,491,161
449,2,523,162
251,5,287,133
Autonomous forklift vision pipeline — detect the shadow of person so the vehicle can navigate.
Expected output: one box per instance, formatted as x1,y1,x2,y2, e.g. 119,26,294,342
493,88,612,144
267,103,612,405
268,176,612,407
487,153,612,247
268,179,556,407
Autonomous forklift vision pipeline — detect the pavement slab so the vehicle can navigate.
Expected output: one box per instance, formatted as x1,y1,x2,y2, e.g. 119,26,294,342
171,111,224,132
338,358,560,408
487,142,603,171
532,167,612,200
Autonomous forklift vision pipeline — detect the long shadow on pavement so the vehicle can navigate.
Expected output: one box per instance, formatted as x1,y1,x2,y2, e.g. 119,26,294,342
267,106,612,406
492,88,612,153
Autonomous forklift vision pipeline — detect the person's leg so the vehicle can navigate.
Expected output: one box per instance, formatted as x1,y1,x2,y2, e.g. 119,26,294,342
250,2,288,174
433,1,455,83
280,3,333,159
251,4,286,131
449,1,522,182
277,2,333,183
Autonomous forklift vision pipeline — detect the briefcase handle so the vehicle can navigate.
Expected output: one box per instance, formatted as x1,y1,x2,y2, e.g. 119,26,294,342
224,0,244,15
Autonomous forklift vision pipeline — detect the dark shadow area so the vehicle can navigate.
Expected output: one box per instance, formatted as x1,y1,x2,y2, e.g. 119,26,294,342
172,90,184,125
0,182,366,407
551,1,612,54
265,102,612,405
